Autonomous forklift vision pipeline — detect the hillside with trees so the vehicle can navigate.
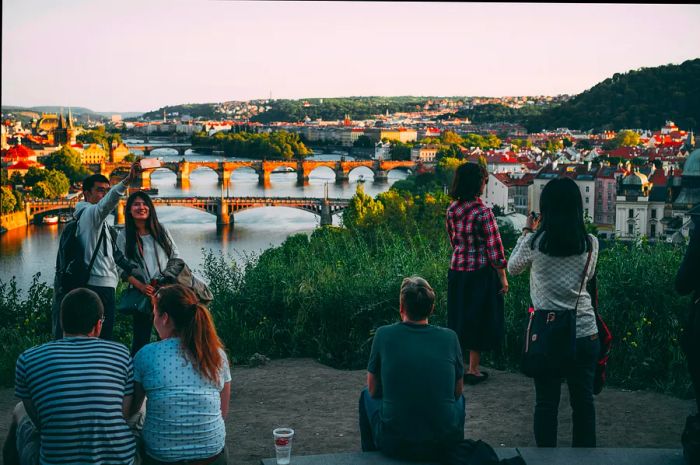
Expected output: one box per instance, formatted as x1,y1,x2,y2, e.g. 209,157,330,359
525,58,700,132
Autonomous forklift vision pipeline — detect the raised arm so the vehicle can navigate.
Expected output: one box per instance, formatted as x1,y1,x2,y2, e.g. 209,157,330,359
507,233,534,276
86,162,139,224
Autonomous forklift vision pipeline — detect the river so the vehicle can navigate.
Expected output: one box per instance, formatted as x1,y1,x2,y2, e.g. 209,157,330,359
0,144,407,290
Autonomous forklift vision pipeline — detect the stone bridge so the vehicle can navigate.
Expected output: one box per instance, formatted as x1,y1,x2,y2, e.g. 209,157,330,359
127,144,193,157
25,196,350,226
92,159,420,188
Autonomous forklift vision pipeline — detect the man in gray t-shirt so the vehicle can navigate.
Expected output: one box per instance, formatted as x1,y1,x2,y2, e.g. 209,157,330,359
359,276,465,461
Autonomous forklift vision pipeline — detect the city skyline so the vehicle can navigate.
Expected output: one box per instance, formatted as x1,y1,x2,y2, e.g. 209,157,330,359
2,1,700,112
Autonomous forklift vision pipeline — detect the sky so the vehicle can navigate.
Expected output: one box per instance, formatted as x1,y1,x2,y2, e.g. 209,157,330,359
2,1,700,112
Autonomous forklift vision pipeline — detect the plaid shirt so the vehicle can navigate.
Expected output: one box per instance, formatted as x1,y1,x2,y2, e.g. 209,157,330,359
446,198,507,271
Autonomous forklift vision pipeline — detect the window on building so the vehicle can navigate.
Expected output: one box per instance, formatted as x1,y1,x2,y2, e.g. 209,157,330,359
586,186,590,193
650,224,656,237
628,209,634,219
585,197,589,204
651,209,657,219
628,223,634,235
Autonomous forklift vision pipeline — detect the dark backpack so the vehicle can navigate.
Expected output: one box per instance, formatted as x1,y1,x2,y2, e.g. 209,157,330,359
54,209,106,293
441,440,526,465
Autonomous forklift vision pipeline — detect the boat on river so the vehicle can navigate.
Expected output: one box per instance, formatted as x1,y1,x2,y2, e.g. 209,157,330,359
58,213,72,223
42,215,59,225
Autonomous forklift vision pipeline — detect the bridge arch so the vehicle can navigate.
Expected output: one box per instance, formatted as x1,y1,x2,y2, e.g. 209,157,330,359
347,166,375,179
188,165,220,183
149,147,180,156
307,165,336,180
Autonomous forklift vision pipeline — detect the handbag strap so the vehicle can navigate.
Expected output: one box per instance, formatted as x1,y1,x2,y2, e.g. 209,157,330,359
574,239,593,313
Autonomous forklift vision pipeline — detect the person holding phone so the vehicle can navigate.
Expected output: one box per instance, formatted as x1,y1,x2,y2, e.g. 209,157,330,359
117,190,179,355
446,162,508,385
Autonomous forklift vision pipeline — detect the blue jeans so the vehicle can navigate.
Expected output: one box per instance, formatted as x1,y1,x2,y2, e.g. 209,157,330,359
358,388,466,456
534,334,600,447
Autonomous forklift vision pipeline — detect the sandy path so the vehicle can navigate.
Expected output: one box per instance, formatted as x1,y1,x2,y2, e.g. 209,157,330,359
0,358,693,464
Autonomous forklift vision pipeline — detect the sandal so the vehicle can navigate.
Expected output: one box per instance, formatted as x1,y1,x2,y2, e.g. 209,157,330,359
464,371,489,385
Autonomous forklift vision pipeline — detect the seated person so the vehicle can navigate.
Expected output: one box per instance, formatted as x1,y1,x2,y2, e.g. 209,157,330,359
7,288,136,465
131,284,231,465
359,276,465,460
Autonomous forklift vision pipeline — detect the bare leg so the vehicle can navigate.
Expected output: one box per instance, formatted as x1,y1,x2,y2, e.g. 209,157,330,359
468,351,481,375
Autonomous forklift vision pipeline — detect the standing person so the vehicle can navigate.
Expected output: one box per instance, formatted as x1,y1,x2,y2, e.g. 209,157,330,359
508,177,599,448
446,162,508,385
359,276,465,461
131,284,231,465
8,288,136,465
676,213,700,412
117,191,180,355
52,162,140,340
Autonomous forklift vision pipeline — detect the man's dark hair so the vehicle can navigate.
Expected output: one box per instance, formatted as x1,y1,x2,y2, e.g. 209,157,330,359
82,174,110,192
400,276,435,321
60,288,104,335
449,162,488,201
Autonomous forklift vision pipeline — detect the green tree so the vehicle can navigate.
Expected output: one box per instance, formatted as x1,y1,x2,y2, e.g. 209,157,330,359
389,142,411,161
23,169,70,199
544,139,564,153
436,157,464,186
353,135,373,148
576,139,593,151
342,184,384,228
43,145,91,183
562,138,573,148
440,131,462,145
614,130,641,148
1,186,17,214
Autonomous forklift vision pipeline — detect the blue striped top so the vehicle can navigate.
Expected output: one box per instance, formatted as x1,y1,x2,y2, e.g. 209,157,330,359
15,337,136,465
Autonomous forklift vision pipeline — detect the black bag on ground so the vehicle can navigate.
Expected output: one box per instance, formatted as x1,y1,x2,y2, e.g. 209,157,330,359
116,286,151,315
441,439,526,465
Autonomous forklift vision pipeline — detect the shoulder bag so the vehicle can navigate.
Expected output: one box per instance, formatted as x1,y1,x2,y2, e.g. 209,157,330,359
521,246,593,378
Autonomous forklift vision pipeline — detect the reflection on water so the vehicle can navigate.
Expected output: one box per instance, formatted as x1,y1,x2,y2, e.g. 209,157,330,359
0,158,407,289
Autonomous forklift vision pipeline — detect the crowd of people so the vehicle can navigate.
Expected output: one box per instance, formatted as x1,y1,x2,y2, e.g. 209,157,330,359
3,160,698,464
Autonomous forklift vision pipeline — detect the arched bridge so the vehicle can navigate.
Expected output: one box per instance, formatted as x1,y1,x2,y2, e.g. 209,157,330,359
25,196,350,226
92,159,421,188
127,144,193,156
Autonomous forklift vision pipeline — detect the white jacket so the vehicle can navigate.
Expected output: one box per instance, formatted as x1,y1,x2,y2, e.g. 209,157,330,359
74,181,127,289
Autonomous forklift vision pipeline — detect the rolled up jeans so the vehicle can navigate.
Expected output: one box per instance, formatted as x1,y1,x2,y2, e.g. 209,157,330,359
534,334,600,447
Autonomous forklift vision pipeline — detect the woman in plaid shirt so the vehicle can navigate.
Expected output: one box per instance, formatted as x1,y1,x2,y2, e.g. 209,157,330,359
446,162,508,385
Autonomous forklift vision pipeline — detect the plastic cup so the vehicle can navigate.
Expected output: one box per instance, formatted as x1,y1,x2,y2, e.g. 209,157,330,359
273,427,294,465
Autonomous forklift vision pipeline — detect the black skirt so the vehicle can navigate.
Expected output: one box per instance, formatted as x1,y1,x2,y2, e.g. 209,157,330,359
447,266,504,353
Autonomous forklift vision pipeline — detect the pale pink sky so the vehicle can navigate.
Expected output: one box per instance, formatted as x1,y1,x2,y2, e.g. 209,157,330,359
2,1,699,112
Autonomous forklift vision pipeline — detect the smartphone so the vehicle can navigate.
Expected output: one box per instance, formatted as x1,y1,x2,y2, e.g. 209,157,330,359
139,158,161,169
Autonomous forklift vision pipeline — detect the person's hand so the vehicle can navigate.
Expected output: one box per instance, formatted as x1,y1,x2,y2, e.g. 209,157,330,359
526,212,541,231
499,274,509,294
124,162,142,185
135,281,155,297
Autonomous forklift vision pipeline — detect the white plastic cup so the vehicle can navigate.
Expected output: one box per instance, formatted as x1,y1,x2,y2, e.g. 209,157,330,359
273,427,294,465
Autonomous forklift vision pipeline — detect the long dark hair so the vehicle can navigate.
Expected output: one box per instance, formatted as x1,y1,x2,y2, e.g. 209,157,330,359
449,162,488,201
531,177,590,257
155,284,225,385
124,191,173,261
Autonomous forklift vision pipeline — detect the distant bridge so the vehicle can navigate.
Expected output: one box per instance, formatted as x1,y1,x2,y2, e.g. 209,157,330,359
25,196,351,226
91,159,420,188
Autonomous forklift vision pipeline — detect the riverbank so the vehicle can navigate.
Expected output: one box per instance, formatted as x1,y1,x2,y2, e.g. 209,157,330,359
0,358,692,465
0,212,27,233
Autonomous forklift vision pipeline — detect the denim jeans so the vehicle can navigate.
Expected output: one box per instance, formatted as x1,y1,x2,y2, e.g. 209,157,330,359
534,334,600,447
358,387,466,457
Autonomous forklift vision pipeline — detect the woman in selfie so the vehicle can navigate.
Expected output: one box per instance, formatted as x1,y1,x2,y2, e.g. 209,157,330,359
507,177,599,447
446,162,508,385
132,284,231,465
117,190,179,355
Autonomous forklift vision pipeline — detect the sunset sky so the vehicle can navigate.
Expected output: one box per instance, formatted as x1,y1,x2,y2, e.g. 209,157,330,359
3,1,699,112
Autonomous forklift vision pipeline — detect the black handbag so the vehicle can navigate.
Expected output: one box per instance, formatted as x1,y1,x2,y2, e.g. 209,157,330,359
521,247,593,378
116,286,151,315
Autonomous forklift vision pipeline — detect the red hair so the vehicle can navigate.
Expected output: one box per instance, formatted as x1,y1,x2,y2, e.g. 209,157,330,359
155,284,225,384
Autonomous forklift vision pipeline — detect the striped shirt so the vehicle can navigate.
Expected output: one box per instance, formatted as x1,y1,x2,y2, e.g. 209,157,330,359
446,198,507,272
15,337,136,465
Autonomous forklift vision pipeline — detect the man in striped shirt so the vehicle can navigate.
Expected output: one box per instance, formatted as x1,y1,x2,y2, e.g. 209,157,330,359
8,288,136,465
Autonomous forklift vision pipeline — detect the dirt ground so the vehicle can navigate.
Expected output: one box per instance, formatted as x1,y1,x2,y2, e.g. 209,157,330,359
0,358,693,465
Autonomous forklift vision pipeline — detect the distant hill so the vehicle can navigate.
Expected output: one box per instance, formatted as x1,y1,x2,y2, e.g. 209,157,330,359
1,106,144,119
525,59,700,132
139,103,219,121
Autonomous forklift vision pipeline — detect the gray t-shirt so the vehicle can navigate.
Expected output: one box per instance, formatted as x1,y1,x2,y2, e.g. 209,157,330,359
367,322,464,452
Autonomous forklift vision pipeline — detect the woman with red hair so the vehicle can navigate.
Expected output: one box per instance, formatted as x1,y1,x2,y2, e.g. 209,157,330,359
132,284,230,465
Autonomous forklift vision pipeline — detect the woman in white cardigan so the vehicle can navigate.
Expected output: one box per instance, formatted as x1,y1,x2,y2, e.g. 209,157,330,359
508,177,599,448
117,191,179,355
